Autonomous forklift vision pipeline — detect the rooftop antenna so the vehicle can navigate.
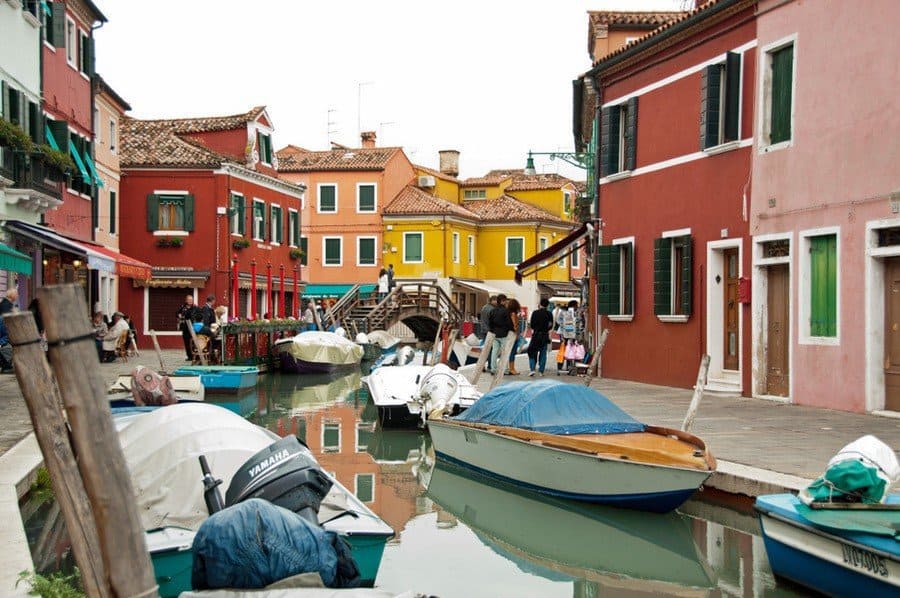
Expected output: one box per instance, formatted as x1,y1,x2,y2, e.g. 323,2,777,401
327,108,339,145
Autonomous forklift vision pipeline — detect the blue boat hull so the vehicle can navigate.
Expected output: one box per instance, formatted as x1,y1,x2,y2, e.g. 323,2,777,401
172,366,258,394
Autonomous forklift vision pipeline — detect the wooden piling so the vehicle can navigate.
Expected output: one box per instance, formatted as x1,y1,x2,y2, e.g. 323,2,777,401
469,332,495,385
682,354,711,433
489,335,517,390
37,285,157,597
148,329,167,373
5,310,109,597
582,329,610,386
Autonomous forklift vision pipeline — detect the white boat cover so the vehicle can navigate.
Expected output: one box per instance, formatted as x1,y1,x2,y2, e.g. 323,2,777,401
116,404,354,531
365,330,400,350
827,434,900,482
276,331,364,365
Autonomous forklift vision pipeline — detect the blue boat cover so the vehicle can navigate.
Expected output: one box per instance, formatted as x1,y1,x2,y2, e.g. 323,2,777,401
191,498,360,590
453,379,645,435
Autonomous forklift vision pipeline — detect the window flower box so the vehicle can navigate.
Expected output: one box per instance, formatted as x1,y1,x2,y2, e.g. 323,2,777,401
232,238,251,250
156,237,184,248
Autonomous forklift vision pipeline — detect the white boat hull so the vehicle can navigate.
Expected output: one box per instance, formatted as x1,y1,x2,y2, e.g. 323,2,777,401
365,364,480,426
428,420,712,512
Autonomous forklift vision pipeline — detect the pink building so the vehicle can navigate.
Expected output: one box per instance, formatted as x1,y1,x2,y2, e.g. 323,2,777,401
750,0,900,413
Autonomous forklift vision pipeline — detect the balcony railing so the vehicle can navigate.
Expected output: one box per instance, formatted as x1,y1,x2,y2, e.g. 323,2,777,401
0,145,63,201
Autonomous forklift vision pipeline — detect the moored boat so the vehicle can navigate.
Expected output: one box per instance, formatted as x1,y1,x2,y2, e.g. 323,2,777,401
365,363,481,427
108,366,205,405
171,364,259,394
273,331,364,374
114,403,393,595
428,380,716,513
755,435,900,596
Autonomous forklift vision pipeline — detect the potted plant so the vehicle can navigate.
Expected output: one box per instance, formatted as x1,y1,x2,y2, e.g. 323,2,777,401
232,238,251,250
0,120,34,152
289,248,305,260
156,237,184,248
35,144,75,175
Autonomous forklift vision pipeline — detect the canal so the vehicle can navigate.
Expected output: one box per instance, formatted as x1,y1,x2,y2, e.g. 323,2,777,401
245,370,807,597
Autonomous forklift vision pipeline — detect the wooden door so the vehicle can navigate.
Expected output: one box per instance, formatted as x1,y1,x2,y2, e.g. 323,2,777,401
766,264,789,396
884,258,900,411
723,249,739,371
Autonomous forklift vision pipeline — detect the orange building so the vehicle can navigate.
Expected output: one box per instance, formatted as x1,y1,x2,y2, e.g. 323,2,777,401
277,133,416,298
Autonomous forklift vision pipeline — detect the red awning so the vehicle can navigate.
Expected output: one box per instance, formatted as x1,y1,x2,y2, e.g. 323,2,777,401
515,221,594,284
87,245,152,279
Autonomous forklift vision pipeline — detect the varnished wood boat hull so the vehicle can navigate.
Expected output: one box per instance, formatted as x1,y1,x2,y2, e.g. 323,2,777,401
428,419,715,513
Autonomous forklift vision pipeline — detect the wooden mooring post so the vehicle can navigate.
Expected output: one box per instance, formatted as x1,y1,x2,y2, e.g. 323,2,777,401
5,310,109,598
489,335,517,390
35,285,157,596
682,354,711,433
581,329,610,386
468,332,495,386
149,329,168,373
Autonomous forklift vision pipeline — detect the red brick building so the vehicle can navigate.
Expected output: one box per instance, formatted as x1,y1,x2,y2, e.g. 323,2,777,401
118,106,305,348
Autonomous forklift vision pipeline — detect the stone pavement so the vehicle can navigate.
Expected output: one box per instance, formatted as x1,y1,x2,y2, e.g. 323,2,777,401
1,349,899,493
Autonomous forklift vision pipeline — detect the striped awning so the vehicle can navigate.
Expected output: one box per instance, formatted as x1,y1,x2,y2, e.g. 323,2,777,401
0,243,32,275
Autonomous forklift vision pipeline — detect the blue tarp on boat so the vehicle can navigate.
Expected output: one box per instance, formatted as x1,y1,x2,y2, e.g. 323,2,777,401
453,379,645,435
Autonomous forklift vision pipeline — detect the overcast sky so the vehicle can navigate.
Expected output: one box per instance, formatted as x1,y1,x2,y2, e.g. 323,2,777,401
94,1,687,180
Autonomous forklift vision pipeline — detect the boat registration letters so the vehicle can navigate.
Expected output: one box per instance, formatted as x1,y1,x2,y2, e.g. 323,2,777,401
841,542,888,577
464,430,478,444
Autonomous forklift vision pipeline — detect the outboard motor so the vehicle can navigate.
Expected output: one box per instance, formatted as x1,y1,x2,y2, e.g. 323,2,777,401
418,364,460,426
225,436,333,525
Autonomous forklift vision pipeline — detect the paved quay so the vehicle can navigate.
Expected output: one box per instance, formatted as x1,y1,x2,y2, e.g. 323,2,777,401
1,349,898,495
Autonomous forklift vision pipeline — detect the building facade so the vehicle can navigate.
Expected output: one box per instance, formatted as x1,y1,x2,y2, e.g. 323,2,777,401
118,107,305,348
750,0,900,414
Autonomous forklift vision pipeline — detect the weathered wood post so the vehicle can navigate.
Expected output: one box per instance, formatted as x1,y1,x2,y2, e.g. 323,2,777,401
582,329,610,386
489,335,517,390
442,328,459,365
682,354,711,433
469,332,495,385
148,329,167,372
37,285,157,597
187,320,209,366
5,310,109,597
429,318,444,366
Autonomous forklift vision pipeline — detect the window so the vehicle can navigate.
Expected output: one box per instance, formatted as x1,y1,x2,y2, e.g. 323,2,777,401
762,40,795,148
463,189,486,199
506,237,524,266
109,190,116,234
252,200,266,240
288,209,299,246
146,193,194,232
318,184,337,213
257,131,272,164
571,245,580,269
356,423,373,453
809,234,837,338
563,191,572,214
357,183,376,213
467,235,475,265
299,237,308,266
93,107,100,144
270,205,283,244
323,237,342,266
403,232,423,263
322,420,340,453
43,3,65,47
539,236,548,266
357,237,376,266
78,31,92,76
355,473,374,503
600,97,638,176
598,240,634,317
230,193,245,235
653,234,692,319
452,232,459,263
109,118,117,153
65,17,76,65
701,52,741,149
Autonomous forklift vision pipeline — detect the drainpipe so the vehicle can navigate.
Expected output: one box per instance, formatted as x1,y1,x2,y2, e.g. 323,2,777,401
590,75,603,346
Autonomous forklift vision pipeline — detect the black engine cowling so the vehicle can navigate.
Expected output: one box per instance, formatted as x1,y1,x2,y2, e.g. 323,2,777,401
225,435,333,524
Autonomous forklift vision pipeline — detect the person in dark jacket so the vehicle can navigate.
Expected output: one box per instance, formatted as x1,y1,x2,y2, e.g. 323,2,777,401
177,294,197,360
487,294,512,373
527,297,554,376
0,316,12,372
0,288,18,315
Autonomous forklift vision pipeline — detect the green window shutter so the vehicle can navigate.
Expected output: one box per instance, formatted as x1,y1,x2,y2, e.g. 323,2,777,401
508,239,523,264
146,194,160,231
109,190,116,234
325,238,341,265
359,238,375,265
676,235,693,316
28,101,42,142
320,186,335,211
406,234,422,261
596,244,621,315
238,196,246,235
770,45,793,144
48,119,68,151
51,2,65,48
359,185,375,211
723,52,741,142
599,106,620,177
82,36,94,76
300,237,308,266
623,242,634,314
1,81,8,122
700,64,721,149
624,97,638,171
292,212,299,246
183,194,195,231
653,237,671,315
356,474,373,502
810,235,837,337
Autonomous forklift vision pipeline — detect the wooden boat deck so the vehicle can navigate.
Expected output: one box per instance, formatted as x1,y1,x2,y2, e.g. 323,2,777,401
456,421,715,471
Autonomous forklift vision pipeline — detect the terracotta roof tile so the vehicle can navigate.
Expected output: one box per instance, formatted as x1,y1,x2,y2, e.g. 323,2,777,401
120,107,267,168
588,10,686,28
459,174,512,188
383,186,476,220
464,195,570,225
414,164,459,183
276,146,399,172
485,168,525,177
506,173,576,192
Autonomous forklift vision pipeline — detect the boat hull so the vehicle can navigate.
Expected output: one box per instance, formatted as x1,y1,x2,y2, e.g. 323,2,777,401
171,366,258,394
428,420,711,513
277,351,359,375
366,364,480,428
756,495,900,595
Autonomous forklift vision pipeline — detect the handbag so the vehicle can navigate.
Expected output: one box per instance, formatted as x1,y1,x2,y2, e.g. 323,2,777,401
572,342,586,361
564,340,577,360
557,342,567,364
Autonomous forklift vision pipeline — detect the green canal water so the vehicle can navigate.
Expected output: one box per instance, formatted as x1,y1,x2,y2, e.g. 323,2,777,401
22,370,809,597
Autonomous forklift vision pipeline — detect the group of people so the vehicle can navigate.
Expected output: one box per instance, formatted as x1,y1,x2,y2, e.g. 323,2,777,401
92,310,132,363
376,264,395,301
177,294,224,362
478,294,582,377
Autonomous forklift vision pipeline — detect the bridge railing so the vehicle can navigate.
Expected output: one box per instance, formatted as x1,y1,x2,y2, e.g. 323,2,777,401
321,283,363,330
366,282,462,332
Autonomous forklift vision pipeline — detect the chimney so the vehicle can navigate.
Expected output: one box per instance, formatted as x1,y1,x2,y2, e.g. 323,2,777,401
361,131,376,148
438,149,459,178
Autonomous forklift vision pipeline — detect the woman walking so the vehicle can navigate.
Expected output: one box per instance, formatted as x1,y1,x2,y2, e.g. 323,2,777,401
506,297,522,375
556,299,578,375
377,268,389,301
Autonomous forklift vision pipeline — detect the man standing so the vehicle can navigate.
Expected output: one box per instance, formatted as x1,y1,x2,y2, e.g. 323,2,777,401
177,294,197,361
487,294,512,374
527,297,554,376
200,294,217,332
478,295,495,340
386,264,395,292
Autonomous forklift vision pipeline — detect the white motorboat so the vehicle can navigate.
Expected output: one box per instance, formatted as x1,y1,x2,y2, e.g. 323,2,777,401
364,363,481,427
273,331,364,374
